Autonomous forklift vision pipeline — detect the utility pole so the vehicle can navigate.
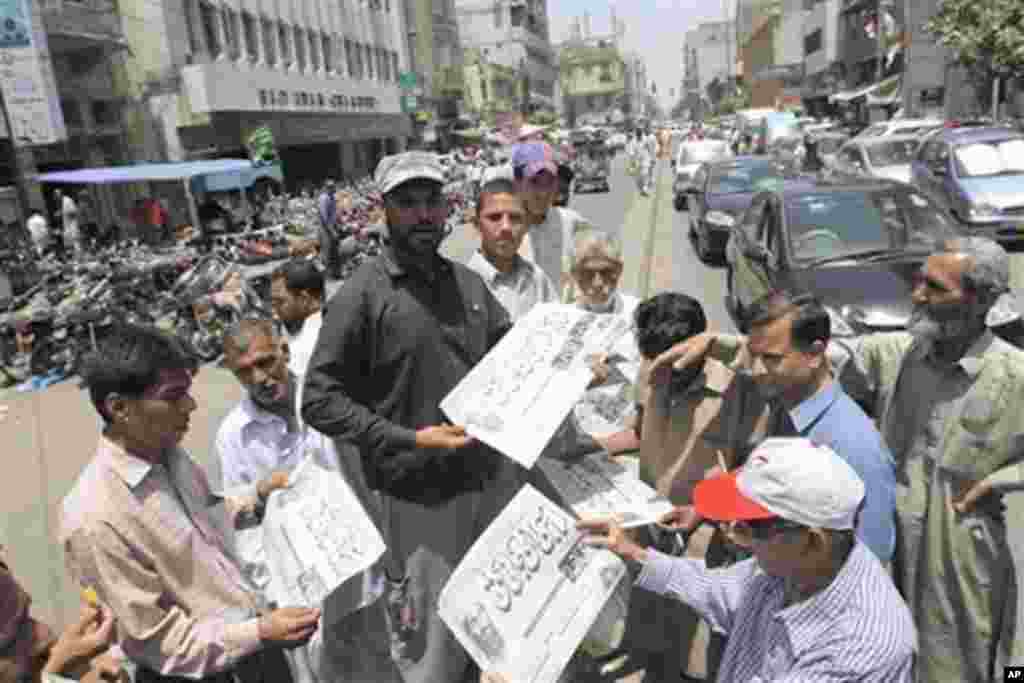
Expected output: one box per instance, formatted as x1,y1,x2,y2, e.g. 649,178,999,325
0,85,29,227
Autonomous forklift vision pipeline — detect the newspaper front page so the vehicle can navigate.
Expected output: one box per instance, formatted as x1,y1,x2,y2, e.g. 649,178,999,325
438,485,626,683
262,455,386,609
537,451,673,529
441,304,631,469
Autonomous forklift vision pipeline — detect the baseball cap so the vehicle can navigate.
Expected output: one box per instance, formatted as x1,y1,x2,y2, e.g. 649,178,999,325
511,142,557,178
694,437,865,531
374,152,446,196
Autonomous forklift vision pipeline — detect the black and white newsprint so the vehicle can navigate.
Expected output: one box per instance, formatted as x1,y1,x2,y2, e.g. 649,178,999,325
441,304,631,469
438,485,627,683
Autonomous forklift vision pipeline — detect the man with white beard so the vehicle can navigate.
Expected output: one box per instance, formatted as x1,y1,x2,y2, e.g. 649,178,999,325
646,236,1024,683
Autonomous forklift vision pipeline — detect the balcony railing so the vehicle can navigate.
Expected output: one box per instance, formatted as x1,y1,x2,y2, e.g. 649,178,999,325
41,0,125,44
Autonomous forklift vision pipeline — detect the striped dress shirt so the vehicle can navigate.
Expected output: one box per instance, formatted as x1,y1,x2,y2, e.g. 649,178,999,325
635,540,917,681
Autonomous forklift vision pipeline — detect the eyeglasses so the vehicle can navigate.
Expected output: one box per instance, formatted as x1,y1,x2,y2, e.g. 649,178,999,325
574,266,622,283
722,518,807,546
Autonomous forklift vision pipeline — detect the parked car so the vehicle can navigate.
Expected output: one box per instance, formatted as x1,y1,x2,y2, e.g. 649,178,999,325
857,118,945,139
911,126,1024,243
833,135,921,183
724,176,964,336
814,132,850,169
673,139,732,211
687,156,787,263
605,132,629,151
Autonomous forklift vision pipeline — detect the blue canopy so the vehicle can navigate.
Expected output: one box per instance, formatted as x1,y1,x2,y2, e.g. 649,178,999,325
36,159,283,192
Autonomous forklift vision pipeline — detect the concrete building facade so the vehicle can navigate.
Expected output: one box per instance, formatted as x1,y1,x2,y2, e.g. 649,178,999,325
87,0,412,189
402,0,464,148
453,0,556,112
558,41,626,126
462,47,519,118
683,21,733,100
800,0,843,115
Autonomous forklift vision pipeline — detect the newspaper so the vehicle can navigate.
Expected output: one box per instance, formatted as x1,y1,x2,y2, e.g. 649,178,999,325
537,451,674,529
441,304,631,469
438,485,627,683
262,455,386,608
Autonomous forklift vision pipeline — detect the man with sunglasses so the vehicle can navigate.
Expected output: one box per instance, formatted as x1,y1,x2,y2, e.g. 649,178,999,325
302,152,516,683
579,437,917,682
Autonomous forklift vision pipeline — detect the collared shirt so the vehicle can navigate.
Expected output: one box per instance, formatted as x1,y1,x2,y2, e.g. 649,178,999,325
639,358,769,505
466,250,558,322
59,437,264,678
287,311,324,379
318,192,336,228
302,248,512,504
635,541,917,682
777,381,897,562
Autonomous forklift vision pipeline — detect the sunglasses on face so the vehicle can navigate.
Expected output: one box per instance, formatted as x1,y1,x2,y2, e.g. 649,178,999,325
724,518,807,544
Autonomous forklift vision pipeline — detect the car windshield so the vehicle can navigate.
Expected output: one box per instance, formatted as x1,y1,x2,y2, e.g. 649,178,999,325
860,125,888,138
786,190,960,262
954,139,1024,177
865,139,919,166
708,162,781,194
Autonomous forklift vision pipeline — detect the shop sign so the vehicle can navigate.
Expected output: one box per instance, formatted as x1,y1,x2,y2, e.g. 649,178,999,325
399,72,418,90
401,94,418,113
0,0,65,144
257,88,379,111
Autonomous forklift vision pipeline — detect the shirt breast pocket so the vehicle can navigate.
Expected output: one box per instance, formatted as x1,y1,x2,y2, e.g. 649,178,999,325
140,487,197,553
944,383,1008,478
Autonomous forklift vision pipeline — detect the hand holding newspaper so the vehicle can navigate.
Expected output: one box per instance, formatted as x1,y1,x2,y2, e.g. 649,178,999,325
439,485,626,683
441,304,631,469
262,455,386,609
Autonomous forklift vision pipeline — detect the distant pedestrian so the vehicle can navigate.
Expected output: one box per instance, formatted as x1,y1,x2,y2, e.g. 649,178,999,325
26,208,50,257
317,179,340,278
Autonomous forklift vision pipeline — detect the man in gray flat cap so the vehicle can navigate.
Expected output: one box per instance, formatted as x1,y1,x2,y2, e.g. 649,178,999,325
302,151,517,683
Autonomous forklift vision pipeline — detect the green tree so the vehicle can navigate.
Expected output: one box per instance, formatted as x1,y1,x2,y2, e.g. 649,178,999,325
926,0,1024,109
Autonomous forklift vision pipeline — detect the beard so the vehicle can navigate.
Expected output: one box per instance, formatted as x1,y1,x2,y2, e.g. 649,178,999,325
907,303,981,344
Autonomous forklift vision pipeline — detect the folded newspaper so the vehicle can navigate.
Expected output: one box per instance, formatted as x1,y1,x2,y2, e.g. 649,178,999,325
441,304,631,469
439,485,627,683
262,455,386,609
537,451,673,529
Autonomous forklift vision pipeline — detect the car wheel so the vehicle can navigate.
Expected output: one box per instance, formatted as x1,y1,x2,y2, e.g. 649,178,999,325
695,226,711,263
674,194,686,212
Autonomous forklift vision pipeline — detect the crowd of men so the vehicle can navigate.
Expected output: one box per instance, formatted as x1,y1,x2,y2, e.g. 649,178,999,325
2,141,1022,683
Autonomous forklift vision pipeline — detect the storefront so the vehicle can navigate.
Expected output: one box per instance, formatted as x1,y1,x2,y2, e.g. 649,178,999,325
179,62,411,188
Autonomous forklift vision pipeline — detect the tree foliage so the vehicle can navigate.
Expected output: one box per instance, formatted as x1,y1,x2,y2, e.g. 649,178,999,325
926,0,1024,77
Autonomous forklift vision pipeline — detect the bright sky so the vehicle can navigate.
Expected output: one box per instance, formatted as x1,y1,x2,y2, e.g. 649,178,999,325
547,0,731,113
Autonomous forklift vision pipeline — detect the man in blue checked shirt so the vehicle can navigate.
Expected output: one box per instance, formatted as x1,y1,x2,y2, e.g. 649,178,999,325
579,437,917,682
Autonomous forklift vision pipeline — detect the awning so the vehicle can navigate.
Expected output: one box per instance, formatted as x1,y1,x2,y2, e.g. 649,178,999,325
36,159,284,192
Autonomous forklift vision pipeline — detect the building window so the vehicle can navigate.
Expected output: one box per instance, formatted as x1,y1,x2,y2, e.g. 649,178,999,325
223,8,239,60
384,0,390,11
391,51,399,81
344,38,354,77
322,33,333,73
242,12,258,62
278,22,291,66
262,17,276,65
308,30,319,70
380,48,388,80
804,28,822,56
294,26,306,69
600,64,612,82
185,0,201,55
352,41,362,78
510,5,523,27
200,1,220,58
494,2,502,27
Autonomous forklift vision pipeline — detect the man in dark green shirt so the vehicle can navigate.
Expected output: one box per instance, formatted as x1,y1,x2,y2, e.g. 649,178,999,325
302,151,515,683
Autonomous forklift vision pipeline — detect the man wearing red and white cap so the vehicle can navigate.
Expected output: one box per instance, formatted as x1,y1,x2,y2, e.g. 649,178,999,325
579,437,917,682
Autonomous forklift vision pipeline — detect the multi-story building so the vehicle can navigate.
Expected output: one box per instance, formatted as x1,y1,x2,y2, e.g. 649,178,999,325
624,53,648,121
800,0,844,116
737,0,786,107
453,0,556,113
558,41,626,126
462,47,520,118
682,21,733,107
92,0,412,190
403,0,464,147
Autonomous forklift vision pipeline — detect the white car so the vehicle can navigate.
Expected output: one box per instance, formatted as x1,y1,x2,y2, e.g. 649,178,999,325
834,135,922,184
673,139,732,211
605,132,628,151
857,118,944,139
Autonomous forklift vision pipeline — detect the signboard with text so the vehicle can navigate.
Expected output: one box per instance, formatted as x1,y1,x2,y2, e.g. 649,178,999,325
0,0,65,144
182,62,403,116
